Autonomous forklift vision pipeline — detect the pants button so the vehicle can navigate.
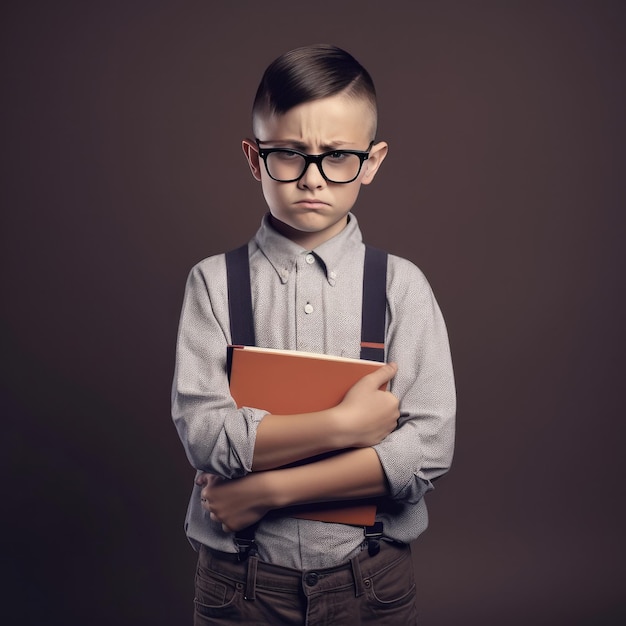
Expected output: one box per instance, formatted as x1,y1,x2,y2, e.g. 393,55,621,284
305,572,319,586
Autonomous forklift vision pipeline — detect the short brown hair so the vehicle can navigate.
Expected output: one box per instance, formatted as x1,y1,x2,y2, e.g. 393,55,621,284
252,44,378,135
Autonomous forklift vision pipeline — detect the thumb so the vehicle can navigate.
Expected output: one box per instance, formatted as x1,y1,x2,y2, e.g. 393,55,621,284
362,362,398,389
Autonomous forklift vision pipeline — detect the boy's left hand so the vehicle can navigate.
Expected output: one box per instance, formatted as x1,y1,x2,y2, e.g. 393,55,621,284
196,472,271,532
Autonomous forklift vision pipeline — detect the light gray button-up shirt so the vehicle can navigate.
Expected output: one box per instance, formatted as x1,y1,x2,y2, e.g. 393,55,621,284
172,214,456,569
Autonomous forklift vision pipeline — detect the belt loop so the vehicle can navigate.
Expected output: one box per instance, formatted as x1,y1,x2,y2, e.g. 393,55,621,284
244,554,259,601
350,554,366,597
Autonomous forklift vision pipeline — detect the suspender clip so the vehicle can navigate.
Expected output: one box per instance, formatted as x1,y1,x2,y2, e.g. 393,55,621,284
234,532,258,561
364,521,384,557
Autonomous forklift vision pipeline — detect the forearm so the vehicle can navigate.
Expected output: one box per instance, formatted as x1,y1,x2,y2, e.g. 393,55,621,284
199,447,389,532
268,447,388,509
252,409,344,471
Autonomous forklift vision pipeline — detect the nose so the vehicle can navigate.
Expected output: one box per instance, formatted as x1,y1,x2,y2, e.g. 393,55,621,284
297,160,326,189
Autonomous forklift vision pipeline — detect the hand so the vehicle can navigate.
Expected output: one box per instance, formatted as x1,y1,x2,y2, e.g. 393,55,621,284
336,362,400,448
196,472,273,532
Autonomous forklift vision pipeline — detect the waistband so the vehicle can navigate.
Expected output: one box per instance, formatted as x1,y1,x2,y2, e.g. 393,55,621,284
198,540,410,600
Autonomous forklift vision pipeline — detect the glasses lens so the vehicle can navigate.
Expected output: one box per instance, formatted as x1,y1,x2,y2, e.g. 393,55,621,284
320,153,362,183
265,151,306,181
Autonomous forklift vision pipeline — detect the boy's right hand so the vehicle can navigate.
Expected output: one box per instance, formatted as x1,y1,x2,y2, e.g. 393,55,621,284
335,362,400,448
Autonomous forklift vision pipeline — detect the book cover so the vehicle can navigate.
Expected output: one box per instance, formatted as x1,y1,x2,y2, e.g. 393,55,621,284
227,345,385,525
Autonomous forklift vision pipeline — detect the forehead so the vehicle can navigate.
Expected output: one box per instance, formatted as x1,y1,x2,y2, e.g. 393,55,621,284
254,94,376,146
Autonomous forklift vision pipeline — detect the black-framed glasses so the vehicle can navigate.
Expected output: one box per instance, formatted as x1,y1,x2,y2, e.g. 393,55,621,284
256,140,375,184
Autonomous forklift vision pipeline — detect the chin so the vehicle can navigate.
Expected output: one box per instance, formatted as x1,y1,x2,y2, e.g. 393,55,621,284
284,212,328,226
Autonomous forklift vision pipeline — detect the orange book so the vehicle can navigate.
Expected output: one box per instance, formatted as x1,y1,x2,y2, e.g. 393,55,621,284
227,345,386,526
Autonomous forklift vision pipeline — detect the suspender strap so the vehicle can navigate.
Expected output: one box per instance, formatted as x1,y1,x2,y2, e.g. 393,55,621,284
360,246,388,362
225,244,256,347
360,246,388,552
225,244,258,564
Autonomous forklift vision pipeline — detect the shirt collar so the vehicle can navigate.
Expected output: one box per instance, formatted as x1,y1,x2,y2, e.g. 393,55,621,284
254,213,364,285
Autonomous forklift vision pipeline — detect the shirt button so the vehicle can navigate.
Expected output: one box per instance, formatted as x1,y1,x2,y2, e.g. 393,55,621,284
305,254,315,265
304,303,314,314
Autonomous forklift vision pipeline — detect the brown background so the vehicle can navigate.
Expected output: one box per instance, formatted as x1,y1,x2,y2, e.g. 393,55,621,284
2,1,625,624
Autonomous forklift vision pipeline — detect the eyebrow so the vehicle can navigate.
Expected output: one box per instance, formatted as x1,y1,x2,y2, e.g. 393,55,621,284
257,139,354,152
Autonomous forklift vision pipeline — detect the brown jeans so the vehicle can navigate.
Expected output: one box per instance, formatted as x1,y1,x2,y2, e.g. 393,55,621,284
193,540,418,625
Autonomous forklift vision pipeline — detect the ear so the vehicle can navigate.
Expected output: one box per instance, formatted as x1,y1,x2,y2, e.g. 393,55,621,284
242,139,263,182
360,141,388,185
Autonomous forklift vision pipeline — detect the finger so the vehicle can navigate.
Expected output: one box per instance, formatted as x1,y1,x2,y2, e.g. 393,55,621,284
362,362,398,388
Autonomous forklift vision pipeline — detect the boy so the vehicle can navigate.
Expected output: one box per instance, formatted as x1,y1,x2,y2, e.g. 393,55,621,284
172,44,455,625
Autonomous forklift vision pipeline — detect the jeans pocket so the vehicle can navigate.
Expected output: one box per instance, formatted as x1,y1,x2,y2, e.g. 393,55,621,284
366,550,417,608
194,565,243,618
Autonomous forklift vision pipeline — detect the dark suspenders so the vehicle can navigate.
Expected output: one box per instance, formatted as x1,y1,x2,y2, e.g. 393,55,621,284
359,246,388,362
224,243,388,562
225,244,388,361
225,244,256,348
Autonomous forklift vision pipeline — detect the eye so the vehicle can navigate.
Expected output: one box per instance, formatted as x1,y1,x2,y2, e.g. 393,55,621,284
326,151,349,162
274,150,301,161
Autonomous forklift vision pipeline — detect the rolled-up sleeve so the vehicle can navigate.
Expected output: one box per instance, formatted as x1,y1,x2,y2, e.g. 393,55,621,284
171,256,267,478
373,257,456,504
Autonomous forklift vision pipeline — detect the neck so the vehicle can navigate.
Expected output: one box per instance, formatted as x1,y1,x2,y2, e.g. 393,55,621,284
268,215,349,250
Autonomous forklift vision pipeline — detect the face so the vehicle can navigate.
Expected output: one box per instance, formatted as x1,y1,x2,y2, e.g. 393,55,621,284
242,93,388,249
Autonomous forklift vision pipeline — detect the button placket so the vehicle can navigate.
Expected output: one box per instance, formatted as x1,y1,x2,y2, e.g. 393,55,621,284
294,253,323,353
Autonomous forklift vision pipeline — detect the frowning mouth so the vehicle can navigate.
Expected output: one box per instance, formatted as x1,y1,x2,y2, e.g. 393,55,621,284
295,199,329,208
